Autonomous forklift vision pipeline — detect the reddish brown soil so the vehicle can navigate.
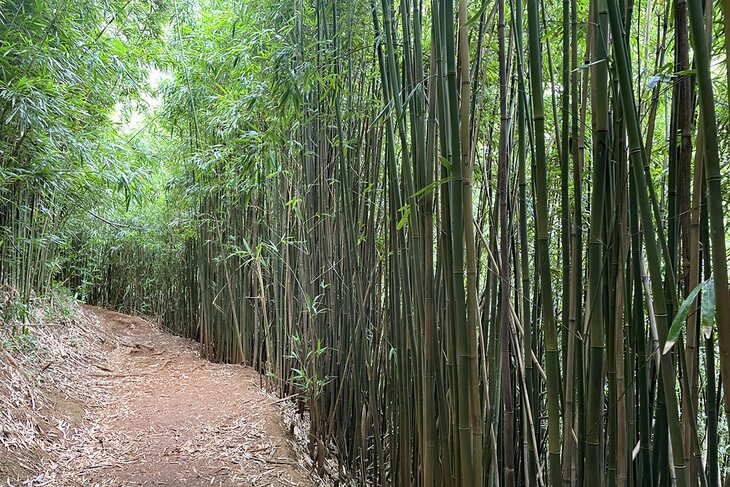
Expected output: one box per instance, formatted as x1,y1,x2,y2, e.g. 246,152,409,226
54,306,316,486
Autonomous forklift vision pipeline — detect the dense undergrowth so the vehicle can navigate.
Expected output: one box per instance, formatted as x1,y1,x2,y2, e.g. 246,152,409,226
2,0,730,485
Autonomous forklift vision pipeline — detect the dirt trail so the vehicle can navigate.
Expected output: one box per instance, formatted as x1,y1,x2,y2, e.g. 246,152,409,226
53,306,316,486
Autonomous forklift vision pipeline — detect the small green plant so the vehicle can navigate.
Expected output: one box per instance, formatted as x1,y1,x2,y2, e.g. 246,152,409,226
44,282,78,321
0,285,28,325
1,327,39,356
287,335,334,400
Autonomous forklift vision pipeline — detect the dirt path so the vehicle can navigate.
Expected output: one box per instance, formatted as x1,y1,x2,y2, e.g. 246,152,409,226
53,306,316,486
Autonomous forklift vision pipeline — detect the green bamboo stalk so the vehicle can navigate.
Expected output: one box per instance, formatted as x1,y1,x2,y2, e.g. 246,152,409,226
525,0,562,481
497,0,514,480
605,0,694,483
436,0,476,481
585,0,610,480
686,0,730,450
512,0,539,479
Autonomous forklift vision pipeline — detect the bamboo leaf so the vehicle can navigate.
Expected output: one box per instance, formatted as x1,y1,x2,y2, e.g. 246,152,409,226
396,204,410,230
412,176,453,199
438,156,452,171
646,74,673,90
701,277,715,339
467,0,490,26
663,280,706,354
571,58,606,72
388,347,397,360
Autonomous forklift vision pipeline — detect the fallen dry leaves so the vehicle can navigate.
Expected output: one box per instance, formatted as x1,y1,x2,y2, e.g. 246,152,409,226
1,303,330,486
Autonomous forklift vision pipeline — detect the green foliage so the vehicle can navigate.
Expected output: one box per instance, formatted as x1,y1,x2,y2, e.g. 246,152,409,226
664,278,719,354
0,327,38,356
702,278,716,338
0,0,169,302
0,285,28,324
664,280,708,354
287,335,333,400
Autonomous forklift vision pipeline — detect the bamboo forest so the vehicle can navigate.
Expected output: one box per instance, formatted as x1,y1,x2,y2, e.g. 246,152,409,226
1,0,730,484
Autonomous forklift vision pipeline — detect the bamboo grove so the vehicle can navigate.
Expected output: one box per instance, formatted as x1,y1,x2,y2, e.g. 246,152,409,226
0,0,166,312
1,0,729,484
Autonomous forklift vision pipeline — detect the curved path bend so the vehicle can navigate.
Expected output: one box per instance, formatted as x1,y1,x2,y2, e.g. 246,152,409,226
57,306,315,487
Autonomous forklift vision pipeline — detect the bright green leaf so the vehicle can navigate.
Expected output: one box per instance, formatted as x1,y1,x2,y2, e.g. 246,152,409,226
396,204,410,231
701,277,715,339
663,280,706,354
